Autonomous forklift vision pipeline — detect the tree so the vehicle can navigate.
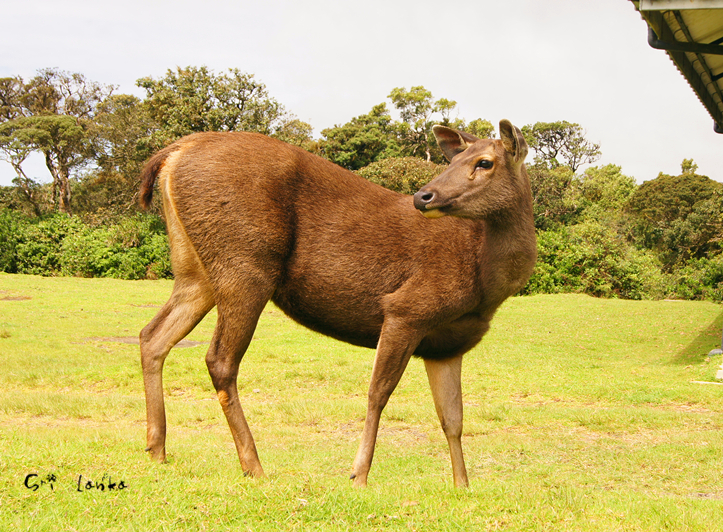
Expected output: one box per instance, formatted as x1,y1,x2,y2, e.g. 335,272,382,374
626,160,723,268
78,93,159,211
320,103,403,170
521,121,601,172
577,164,636,220
0,111,41,215
388,86,457,162
627,163,721,226
660,193,723,267
0,69,111,214
462,119,495,139
272,116,316,152
681,158,698,175
20,68,109,119
528,165,581,230
137,66,286,149
31,116,89,214
0,77,23,121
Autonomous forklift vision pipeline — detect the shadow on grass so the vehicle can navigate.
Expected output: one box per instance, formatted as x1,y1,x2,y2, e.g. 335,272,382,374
672,308,723,365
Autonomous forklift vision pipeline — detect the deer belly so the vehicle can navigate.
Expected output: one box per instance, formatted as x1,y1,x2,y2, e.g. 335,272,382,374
271,279,384,349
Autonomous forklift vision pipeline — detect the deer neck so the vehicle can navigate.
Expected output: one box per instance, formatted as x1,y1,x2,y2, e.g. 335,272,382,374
479,195,537,303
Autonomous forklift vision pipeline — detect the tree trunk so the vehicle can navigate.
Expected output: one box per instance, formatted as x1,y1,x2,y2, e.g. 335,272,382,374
44,150,72,215
58,169,72,215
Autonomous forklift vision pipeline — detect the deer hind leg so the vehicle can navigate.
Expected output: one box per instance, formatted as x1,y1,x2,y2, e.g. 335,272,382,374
351,319,423,487
140,274,215,462
139,191,215,463
424,354,469,488
205,280,274,478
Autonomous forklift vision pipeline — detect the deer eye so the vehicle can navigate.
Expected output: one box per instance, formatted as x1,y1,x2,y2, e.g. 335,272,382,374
475,159,493,170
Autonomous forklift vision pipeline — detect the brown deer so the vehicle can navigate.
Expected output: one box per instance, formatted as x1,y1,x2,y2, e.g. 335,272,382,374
138,120,536,488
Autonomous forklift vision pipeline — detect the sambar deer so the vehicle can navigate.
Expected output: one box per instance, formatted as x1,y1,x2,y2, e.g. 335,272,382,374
138,120,537,488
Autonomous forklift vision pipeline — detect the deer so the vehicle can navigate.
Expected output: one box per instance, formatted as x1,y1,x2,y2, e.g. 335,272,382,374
138,120,537,488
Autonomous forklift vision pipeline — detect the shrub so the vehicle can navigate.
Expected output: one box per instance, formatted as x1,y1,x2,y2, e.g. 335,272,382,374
356,157,445,195
14,214,83,275
0,208,23,272
668,255,723,301
1,211,171,280
59,213,171,280
522,222,666,300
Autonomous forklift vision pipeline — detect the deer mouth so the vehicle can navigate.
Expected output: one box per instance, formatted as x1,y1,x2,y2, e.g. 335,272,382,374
419,206,449,219
413,189,455,217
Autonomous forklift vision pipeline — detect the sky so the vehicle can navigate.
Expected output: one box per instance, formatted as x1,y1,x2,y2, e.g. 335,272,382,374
1,0,721,186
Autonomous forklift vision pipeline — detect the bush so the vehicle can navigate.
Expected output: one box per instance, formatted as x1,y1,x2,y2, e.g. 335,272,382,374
59,213,171,279
668,255,723,301
522,222,666,300
356,157,445,195
14,214,84,275
0,209,24,272
0,210,171,280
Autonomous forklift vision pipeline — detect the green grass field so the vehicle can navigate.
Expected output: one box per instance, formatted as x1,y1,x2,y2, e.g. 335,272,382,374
1,272,723,530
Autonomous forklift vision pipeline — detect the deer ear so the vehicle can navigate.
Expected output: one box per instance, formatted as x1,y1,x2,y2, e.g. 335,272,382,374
499,119,528,164
433,125,480,162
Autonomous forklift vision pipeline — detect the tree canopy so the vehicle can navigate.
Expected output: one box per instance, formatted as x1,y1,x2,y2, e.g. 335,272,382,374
137,66,288,147
0,69,112,214
522,121,601,172
320,104,403,170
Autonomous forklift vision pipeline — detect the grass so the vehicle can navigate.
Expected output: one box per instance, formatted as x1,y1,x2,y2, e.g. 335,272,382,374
1,272,723,530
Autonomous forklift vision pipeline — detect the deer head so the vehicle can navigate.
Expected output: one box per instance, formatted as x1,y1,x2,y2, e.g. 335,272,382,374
413,120,528,219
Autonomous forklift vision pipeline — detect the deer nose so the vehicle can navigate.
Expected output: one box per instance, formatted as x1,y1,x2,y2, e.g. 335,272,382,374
413,189,436,211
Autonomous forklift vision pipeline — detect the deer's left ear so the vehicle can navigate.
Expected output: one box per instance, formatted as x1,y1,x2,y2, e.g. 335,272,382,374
433,125,480,162
499,120,528,164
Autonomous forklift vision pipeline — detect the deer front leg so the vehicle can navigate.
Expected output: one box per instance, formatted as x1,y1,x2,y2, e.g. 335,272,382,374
424,354,468,488
351,320,422,487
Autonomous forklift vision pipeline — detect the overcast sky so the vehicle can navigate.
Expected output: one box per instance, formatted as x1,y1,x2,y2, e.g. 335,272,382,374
1,0,721,186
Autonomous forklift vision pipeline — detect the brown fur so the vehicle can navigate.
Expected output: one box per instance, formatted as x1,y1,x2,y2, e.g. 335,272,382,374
138,121,537,488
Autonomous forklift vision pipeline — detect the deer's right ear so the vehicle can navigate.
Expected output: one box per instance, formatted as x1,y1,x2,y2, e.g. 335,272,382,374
433,125,480,162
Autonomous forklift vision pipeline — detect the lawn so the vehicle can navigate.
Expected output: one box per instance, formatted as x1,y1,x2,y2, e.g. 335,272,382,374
1,272,723,530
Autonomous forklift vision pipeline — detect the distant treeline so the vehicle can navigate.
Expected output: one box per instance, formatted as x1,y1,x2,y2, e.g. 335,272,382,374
1,67,722,301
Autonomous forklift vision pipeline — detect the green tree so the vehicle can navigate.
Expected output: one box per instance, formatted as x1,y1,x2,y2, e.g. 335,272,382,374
92,94,157,182
76,93,159,212
0,115,92,215
462,118,495,139
528,165,581,230
660,194,723,267
0,77,23,121
627,164,721,227
137,66,286,148
388,86,457,162
0,115,42,215
522,121,601,172
626,160,723,269
272,116,316,152
577,164,636,220
320,103,403,170
0,69,111,214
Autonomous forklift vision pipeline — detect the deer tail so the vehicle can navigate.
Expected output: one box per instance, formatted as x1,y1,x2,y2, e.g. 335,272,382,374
139,145,180,209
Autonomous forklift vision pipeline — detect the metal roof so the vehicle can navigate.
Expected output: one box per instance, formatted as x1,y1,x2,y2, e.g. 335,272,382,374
631,0,723,132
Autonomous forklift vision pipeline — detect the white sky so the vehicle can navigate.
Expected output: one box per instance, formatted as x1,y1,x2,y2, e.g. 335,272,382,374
1,0,721,186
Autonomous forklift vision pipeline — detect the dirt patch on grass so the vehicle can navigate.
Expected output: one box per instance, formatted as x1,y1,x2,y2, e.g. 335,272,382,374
0,295,31,301
86,337,207,348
